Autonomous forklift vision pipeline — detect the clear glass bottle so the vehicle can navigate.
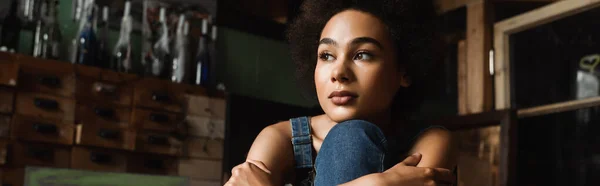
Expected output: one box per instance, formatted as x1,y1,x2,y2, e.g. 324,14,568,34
171,14,188,83
33,0,62,60
151,7,171,78
112,1,133,72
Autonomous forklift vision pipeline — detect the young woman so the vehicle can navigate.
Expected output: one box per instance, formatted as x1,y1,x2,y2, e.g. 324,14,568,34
225,0,457,185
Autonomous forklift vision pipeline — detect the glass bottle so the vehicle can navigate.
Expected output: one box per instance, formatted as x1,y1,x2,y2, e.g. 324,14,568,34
0,0,22,53
112,1,133,72
151,7,171,78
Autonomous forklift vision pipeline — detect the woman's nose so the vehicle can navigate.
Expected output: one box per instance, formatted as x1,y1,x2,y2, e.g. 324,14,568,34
330,60,353,83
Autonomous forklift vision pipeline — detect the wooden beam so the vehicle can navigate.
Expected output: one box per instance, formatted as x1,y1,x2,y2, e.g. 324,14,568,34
517,96,600,118
494,0,600,109
435,0,560,14
466,0,493,113
457,40,468,115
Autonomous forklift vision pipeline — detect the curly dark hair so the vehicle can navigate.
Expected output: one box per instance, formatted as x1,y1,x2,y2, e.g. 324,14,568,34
286,0,440,118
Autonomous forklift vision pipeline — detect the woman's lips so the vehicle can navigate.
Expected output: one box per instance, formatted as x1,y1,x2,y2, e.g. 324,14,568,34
328,91,358,105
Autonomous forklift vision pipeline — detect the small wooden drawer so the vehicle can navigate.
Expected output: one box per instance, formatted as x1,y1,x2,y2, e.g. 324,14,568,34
75,65,136,106
15,92,75,121
184,137,223,159
185,116,225,139
1,168,24,186
135,131,182,156
12,115,74,145
127,153,178,175
71,147,127,172
0,88,14,114
178,159,222,180
12,142,71,168
133,78,186,113
0,52,18,86
18,55,75,97
186,95,211,117
0,115,10,138
75,124,135,150
76,103,132,129
209,98,227,120
133,109,181,132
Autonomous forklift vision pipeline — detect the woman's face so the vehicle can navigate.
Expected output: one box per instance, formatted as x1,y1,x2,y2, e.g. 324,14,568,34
316,9,409,123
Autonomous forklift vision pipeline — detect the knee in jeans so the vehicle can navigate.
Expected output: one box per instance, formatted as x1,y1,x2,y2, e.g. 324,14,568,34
327,120,386,143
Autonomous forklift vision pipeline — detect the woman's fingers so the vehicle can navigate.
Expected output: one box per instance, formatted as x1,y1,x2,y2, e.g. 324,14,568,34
430,168,456,184
399,153,422,166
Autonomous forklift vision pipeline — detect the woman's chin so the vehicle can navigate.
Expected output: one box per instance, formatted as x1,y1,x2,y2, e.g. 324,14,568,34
325,107,361,123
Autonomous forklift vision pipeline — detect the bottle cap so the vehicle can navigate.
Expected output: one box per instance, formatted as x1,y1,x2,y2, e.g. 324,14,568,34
102,6,108,22
124,1,131,17
159,7,166,22
201,19,208,35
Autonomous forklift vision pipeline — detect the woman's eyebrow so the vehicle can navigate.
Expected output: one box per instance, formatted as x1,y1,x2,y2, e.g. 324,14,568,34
350,37,383,49
319,38,338,47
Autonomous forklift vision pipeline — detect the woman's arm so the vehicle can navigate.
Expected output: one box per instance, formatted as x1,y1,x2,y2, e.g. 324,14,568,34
341,127,457,186
409,127,458,169
244,121,295,185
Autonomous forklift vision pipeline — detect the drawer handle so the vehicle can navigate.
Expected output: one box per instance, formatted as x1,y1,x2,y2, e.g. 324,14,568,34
151,92,170,102
97,129,120,139
33,123,57,134
34,98,59,110
149,113,169,123
94,82,117,95
90,152,112,164
147,135,169,146
144,159,165,169
37,76,61,87
27,147,53,159
94,107,115,118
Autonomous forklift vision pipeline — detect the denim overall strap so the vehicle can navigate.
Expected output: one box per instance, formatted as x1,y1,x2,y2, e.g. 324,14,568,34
290,116,313,169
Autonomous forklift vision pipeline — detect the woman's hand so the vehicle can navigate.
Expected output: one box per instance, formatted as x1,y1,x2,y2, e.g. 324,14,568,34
224,159,274,186
380,153,456,186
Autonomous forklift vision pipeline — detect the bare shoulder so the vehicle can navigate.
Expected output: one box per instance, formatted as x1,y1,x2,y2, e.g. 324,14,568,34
245,120,294,184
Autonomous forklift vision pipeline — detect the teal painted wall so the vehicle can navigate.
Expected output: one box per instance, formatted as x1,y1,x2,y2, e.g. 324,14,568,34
215,28,317,107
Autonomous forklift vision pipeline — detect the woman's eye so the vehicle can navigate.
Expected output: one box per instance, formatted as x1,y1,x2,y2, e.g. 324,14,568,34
319,53,335,61
354,52,373,61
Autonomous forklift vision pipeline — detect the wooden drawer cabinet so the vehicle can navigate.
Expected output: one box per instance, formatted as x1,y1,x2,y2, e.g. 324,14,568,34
12,115,74,145
0,88,14,114
1,168,24,186
133,78,186,113
178,159,222,180
75,65,136,106
135,131,182,156
75,104,132,128
71,147,127,172
0,115,10,138
185,116,225,139
18,56,75,97
186,95,211,117
127,153,178,175
0,52,18,87
12,142,71,168
209,98,227,120
75,124,135,150
15,92,75,121
133,109,181,131
184,137,223,159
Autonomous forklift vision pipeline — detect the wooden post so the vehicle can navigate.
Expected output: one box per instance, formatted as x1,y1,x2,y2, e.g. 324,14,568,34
457,40,468,115
465,0,494,114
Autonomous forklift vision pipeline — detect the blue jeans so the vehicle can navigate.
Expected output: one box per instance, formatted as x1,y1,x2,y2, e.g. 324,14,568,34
314,120,389,186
